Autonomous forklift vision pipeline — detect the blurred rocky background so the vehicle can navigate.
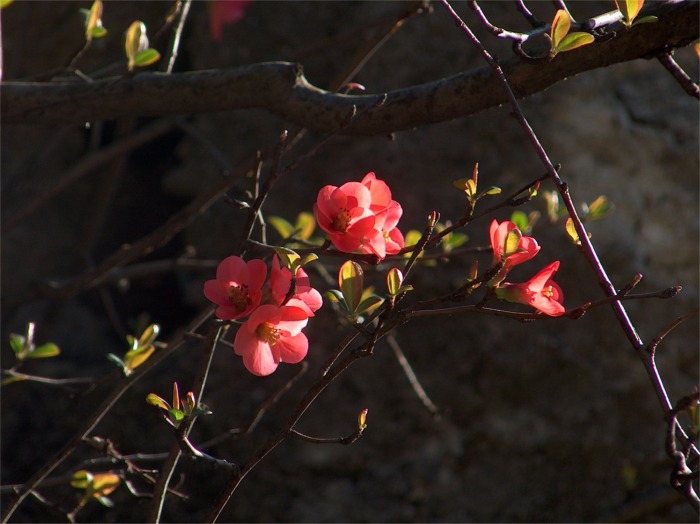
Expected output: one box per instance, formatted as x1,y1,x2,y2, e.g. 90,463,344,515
2,1,698,522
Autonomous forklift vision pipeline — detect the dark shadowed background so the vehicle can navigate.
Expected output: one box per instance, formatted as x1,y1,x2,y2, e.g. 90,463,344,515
2,1,698,522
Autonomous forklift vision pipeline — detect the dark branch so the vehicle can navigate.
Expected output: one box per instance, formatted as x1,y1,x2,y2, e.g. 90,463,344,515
2,2,697,134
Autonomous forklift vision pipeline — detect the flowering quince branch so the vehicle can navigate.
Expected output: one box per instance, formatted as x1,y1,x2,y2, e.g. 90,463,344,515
440,0,699,509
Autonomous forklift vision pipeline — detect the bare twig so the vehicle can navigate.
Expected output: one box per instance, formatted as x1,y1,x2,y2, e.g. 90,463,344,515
657,52,700,99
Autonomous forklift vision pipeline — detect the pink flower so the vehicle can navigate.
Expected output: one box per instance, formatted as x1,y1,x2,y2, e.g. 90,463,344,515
313,182,377,253
203,256,267,320
233,304,309,376
314,172,404,258
494,261,566,317
269,255,323,316
209,0,252,42
489,219,540,284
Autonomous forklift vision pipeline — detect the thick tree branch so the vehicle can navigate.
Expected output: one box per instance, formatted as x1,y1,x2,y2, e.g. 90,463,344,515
2,1,697,134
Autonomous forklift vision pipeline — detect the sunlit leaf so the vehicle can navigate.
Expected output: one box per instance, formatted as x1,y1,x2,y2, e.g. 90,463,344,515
27,343,60,359
9,334,25,356
615,0,644,24
0,0,15,8
550,9,571,50
267,216,295,238
481,186,502,196
586,195,614,220
339,261,364,313
85,0,105,42
565,217,592,245
295,212,316,240
133,48,161,68
356,295,384,316
146,393,170,410
386,268,404,296
357,408,368,431
124,346,155,372
274,246,301,272
168,408,185,423
300,253,318,267
503,228,522,257
125,21,149,71
138,324,160,347
403,230,423,258
556,32,595,54
71,470,93,489
97,496,114,508
631,15,657,26
509,210,529,233
91,473,121,498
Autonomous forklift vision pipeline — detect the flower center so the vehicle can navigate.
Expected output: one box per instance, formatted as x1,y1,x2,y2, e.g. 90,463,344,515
255,322,281,345
332,209,351,233
541,285,555,298
227,284,251,312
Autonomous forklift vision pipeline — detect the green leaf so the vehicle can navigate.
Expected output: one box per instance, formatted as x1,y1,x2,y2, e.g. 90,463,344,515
267,216,295,238
27,343,60,359
616,0,644,23
480,186,502,197
403,230,423,258
565,218,580,245
91,473,121,497
0,0,15,8
124,345,156,372
133,48,161,68
106,353,127,373
9,334,26,356
631,15,657,26
550,9,571,50
509,210,529,233
91,25,108,39
294,212,316,240
274,246,301,272
324,289,345,303
71,470,93,489
339,260,364,313
146,393,170,411
168,408,185,423
1,375,27,386
386,268,404,296
585,195,614,220
300,253,318,267
555,32,595,54
85,0,104,42
138,324,160,347
444,232,468,251
356,295,384,315
125,21,149,70
503,228,522,257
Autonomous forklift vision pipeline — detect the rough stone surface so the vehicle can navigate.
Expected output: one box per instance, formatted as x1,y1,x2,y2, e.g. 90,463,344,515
2,2,697,523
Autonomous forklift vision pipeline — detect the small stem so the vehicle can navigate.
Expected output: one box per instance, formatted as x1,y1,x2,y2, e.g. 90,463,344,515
657,52,700,99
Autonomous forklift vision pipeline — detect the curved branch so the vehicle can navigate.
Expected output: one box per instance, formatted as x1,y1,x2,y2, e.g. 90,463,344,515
2,1,697,134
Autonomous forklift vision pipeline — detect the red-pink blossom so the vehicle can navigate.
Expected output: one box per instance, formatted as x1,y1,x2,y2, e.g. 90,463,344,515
494,261,565,316
233,304,309,376
489,219,540,284
203,256,267,320
269,255,323,316
314,182,377,253
209,0,252,41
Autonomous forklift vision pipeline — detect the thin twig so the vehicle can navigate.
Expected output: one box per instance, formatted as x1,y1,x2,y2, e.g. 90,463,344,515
657,52,700,99
386,333,441,418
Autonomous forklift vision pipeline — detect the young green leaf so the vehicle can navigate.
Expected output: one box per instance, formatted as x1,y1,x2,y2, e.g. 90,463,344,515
339,260,364,313
146,393,170,411
133,48,161,68
0,0,15,8
585,195,615,220
27,343,61,359
138,324,160,348
267,216,295,238
556,32,595,54
550,9,571,50
356,295,384,316
85,0,106,42
123,346,156,373
294,212,316,240
386,268,404,296
509,210,529,233
71,470,93,489
125,21,149,71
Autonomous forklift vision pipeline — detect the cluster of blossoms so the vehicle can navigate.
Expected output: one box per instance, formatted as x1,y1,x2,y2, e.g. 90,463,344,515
488,219,565,317
313,172,404,259
203,255,322,376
